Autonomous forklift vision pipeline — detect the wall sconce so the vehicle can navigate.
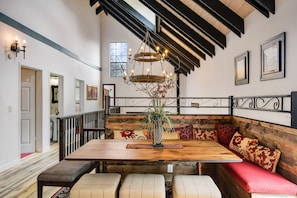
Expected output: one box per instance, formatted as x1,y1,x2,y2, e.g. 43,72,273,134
10,36,26,59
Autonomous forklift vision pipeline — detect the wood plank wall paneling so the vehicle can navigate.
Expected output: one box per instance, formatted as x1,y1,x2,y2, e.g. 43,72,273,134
105,114,233,138
104,114,232,176
232,116,297,184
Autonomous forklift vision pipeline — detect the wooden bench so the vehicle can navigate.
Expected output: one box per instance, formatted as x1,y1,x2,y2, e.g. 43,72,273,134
104,114,297,197
37,160,95,198
216,161,297,198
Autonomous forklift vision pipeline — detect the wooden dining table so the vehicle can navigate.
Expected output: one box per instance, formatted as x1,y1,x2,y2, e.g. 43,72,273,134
66,139,242,165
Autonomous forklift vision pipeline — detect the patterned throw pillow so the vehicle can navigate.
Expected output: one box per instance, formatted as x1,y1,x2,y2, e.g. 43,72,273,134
245,144,281,173
175,125,193,140
193,128,218,141
229,132,258,157
113,130,147,140
162,131,180,140
216,124,238,145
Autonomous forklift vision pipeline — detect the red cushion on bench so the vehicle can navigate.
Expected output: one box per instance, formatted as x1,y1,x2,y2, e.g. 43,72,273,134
222,160,297,195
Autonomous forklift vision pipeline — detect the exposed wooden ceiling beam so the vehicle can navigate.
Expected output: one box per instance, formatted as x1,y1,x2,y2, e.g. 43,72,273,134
100,0,192,75
90,0,98,7
192,0,244,37
96,6,104,15
139,0,215,57
161,0,226,49
117,0,201,72
160,20,205,61
246,0,275,17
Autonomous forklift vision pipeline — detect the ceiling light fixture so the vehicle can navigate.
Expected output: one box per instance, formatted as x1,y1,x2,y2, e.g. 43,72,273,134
123,30,173,84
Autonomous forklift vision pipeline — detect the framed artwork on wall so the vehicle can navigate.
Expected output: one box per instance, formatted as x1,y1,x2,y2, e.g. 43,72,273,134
260,32,286,81
92,86,98,100
51,85,58,103
235,51,249,85
86,85,92,100
103,84,115,108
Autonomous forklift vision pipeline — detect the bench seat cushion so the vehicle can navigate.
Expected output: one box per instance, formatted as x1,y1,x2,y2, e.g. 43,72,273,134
38,160,95,183
222,160,297,195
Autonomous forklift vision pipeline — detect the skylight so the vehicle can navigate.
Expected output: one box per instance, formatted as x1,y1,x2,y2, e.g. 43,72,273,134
124,0,156,25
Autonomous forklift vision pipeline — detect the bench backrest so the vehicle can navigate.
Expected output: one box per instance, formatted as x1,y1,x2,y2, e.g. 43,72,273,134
232,116,297,184
105,114,232,138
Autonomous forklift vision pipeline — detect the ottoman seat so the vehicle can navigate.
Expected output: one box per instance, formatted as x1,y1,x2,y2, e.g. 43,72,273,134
37,160,95,198
70,173,121,198
173,175,221,198
120,173,166,198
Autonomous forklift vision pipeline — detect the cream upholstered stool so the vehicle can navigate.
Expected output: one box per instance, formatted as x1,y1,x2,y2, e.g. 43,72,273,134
119,174,166,198
70,173,121,198
173,175,221,198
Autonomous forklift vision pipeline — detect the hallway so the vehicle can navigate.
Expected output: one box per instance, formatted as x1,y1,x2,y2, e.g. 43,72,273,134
0,144,60,198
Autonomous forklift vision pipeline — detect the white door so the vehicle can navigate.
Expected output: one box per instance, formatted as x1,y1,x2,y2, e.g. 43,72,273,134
21,68,36,153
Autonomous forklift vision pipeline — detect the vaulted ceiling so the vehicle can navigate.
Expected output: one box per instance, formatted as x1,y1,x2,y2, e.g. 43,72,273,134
90,0,275,76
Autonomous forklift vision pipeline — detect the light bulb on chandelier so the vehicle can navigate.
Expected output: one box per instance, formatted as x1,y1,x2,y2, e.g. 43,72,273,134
123,30,174,84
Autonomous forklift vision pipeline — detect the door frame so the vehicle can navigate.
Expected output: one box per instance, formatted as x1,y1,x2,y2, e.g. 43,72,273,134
19,66,43,153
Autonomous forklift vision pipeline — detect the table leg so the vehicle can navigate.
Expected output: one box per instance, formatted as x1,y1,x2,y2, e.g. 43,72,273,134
95,161,101,173
102,161,107,173
196,162,202,175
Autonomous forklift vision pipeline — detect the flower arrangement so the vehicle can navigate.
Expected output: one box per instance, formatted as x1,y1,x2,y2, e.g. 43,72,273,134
141,77,175,146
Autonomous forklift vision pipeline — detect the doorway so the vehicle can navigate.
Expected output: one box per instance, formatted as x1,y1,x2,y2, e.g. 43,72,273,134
50,74,63,142
75,79,84,113
20,68,36,154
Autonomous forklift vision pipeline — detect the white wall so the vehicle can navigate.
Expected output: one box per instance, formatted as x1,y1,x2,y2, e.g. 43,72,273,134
0,0,101,169
180,0,296,125
100,0,296,126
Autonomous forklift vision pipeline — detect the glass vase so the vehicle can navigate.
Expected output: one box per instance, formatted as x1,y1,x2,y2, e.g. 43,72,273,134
153,118,163,147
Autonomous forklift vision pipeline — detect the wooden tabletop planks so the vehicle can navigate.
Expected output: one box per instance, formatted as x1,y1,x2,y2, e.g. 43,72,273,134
66,139,242,163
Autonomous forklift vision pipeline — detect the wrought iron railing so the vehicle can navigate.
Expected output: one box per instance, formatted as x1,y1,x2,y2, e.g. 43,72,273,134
108,96,231,115
57,110,105,160
106,94,292,115
232,95,291,113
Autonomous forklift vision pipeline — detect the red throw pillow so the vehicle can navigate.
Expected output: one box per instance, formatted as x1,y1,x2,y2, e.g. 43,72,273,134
215,124,238,145
175,125,193,140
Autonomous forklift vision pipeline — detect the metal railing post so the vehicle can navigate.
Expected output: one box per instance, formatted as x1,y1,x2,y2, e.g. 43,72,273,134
229,96,234,116
291,92,297,128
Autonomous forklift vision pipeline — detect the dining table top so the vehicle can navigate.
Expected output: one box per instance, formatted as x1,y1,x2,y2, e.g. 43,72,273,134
65,139,242,163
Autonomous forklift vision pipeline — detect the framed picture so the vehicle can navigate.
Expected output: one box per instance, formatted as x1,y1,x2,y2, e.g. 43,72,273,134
51,85,58,103
86,85,93,100
92,86,98,100
103,84,115,107
260,32,286,81
235,51,249,85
